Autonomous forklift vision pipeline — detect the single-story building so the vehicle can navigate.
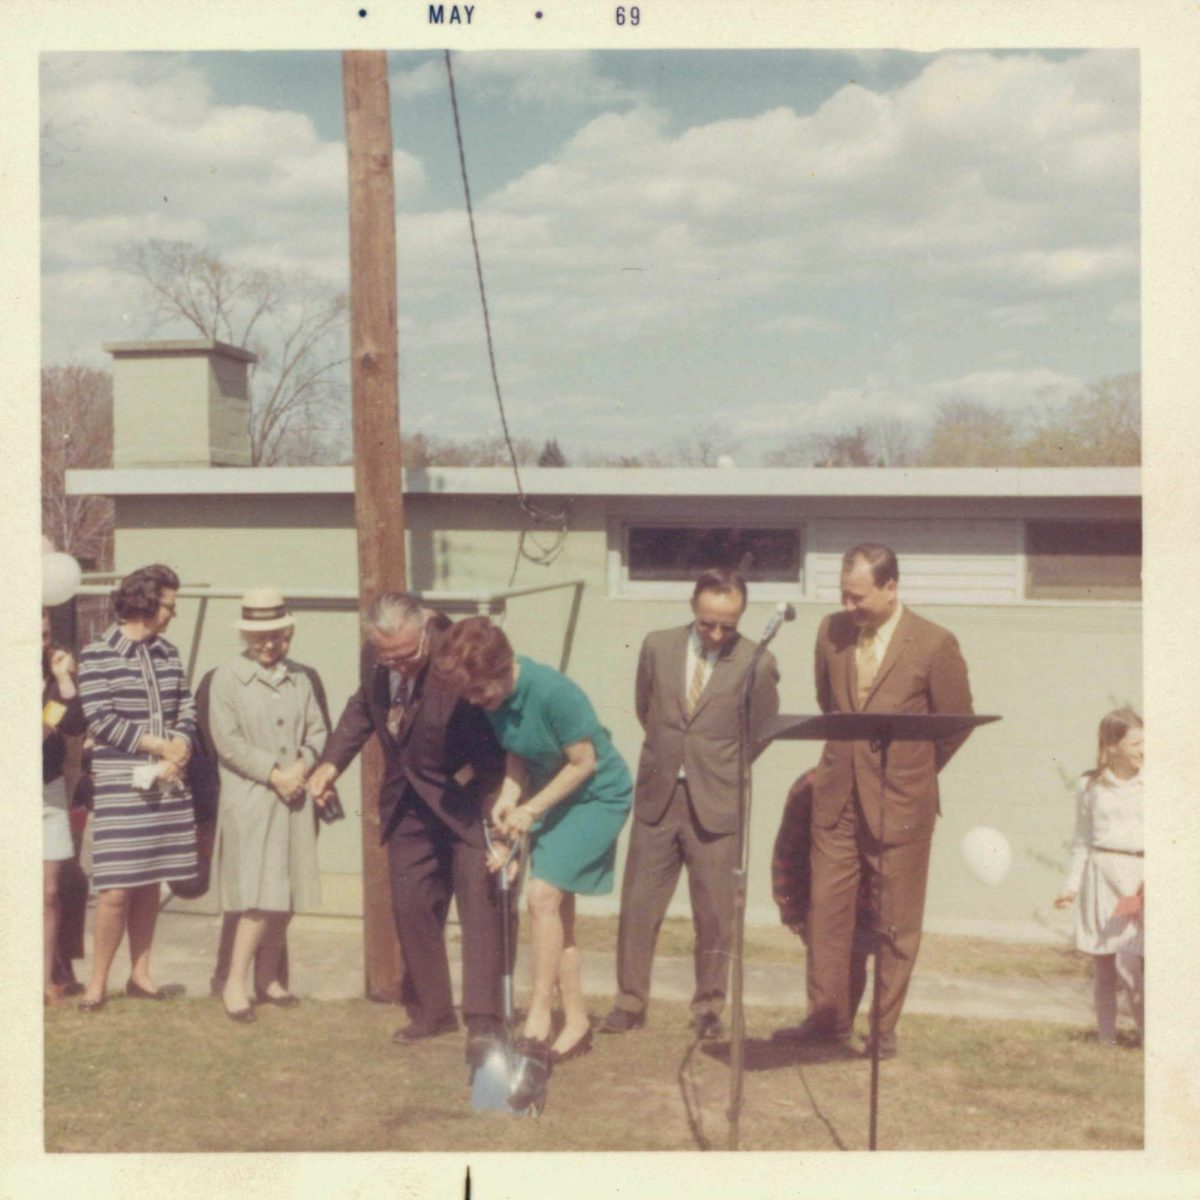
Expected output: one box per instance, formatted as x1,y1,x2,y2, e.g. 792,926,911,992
66,340,1142,940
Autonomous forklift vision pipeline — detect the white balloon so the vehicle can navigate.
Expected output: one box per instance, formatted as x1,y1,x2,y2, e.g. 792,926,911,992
42,552,82,607
961,826,1012,887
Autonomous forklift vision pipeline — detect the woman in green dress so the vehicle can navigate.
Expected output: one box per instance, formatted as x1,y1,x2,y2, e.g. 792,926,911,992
434,617,631,1068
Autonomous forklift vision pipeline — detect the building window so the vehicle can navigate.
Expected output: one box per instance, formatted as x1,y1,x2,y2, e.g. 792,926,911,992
1025,520,1142,601
627,525,802,585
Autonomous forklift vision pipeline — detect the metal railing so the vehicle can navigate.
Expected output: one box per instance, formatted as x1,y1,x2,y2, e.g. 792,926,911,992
75,576,587,682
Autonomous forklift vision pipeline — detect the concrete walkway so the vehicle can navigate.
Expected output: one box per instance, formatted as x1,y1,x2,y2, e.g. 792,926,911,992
75,907,1094,1026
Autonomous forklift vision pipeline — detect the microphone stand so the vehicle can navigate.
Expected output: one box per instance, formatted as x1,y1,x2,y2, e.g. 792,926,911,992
726,617,785,1150
866,730,895,1151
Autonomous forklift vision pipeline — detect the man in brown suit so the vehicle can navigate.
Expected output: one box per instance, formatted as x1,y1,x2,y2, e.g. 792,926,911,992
306,593,506,1065
599,569,780,1040
774,544,973,1058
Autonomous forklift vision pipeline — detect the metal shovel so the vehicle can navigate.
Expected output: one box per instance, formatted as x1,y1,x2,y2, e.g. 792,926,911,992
471,823,544,1115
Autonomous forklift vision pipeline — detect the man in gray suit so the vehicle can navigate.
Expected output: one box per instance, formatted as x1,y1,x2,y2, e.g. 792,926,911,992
599,569,780,1040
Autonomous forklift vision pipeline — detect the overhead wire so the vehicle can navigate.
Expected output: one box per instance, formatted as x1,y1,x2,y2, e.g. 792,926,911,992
443,50,570,580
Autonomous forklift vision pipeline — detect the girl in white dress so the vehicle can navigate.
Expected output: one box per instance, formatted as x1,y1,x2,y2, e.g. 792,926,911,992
1054,709,1144,1046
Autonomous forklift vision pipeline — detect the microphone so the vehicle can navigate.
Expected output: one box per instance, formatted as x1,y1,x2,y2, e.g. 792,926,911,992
759,602,797,646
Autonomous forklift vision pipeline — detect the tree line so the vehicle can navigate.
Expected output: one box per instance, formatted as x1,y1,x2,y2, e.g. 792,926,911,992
42,240,1140,568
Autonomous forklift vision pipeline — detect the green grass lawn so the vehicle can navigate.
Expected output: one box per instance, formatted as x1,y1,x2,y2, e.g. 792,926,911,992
45,995,1140,1153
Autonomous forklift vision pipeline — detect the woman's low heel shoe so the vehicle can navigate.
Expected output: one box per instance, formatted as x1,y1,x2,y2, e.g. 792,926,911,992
126,980,186,1001
77,995,107,1013
223,1002,257,1024
508,1037,552,1113
550,1027,594,1065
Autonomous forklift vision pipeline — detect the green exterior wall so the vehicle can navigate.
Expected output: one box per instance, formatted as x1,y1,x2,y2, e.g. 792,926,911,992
112,489,1141,940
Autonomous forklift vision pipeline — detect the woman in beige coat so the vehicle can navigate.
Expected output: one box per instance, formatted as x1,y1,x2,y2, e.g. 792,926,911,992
209,589,327,1022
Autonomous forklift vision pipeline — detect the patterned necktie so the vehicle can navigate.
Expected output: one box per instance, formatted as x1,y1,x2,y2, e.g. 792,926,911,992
686,655,708,715
386,676,411,738
857,628,880,707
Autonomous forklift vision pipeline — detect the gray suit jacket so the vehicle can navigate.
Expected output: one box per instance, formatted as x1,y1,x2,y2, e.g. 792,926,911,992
633,625,780,836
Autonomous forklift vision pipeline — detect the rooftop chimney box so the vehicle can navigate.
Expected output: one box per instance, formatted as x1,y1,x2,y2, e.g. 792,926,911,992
104,339,257,469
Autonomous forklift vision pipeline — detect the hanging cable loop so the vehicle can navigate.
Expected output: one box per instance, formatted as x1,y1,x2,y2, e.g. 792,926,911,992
443,50,570,566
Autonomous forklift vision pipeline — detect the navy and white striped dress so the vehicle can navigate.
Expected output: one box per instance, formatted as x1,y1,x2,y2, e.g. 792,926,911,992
79,624,199,890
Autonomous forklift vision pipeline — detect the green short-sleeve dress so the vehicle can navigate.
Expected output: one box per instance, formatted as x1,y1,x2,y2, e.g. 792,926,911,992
487,656,631,895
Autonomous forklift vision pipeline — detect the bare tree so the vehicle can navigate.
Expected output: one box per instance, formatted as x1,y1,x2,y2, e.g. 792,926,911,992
1022,374,1141,466
579,449,668,467
537,438,568,467
762,435,820,468
670,422,740,467
122,240,349,465
762,425,884,467
42,365,114,568
868,416,920,467
396,432,540,468
922,398,1020,467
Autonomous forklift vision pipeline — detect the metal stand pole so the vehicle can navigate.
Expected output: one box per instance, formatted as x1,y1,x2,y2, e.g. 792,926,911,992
867,734,892,1151
726,650,761,1150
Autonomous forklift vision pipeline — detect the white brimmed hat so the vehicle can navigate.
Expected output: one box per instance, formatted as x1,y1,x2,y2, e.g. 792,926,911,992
236,587,295,633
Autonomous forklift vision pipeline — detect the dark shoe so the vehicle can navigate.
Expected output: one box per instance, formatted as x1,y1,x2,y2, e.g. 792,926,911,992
509,1036,552,1113
44,985,71,1008
466,1030,503,1069
78,995,107,1013
862,1032,898,1060
693,1012,727,1042
255,991,301,1009
126,980,186,1001
598,1007,645,1034
391,1015,459,1045
60,981,86,998
772,1017,852,1046
551,1026,594,1064
223,1002,257,1024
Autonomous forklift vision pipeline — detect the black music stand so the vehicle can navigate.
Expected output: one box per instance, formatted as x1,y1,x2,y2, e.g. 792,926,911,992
748,710,1000,1151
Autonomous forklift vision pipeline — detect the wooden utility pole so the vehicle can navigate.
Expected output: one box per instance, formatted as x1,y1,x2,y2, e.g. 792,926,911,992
342,50,407,1001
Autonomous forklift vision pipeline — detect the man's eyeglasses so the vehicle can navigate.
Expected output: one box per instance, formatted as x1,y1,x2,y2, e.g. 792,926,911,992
378,627,427,668
696,620,738,634
159,601,177,616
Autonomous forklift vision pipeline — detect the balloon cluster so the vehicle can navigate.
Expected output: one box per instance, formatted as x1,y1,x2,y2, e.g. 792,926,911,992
43,550,82,607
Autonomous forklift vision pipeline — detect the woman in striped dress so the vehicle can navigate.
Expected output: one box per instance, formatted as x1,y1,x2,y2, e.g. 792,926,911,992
77,564,199,1011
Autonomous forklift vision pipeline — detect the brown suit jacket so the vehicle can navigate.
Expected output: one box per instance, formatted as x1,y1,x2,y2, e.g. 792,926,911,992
320,617,504,848
811,606,973,844
633,625,780,836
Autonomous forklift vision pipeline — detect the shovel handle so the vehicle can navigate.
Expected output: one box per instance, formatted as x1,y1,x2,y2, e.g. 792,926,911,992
483,819,522,892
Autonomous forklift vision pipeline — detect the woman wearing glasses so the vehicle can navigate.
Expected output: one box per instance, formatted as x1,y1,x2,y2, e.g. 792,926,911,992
77,563,198,1011
207,588,328,1021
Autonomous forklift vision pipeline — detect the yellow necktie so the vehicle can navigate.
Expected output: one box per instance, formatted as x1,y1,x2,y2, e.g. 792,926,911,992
686,655,707,715
857,629,879,706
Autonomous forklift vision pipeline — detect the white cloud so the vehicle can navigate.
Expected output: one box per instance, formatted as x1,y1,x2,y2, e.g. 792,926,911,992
41,53,424,286
392,51,644,108
41,50,1138,452
731,366,1086,443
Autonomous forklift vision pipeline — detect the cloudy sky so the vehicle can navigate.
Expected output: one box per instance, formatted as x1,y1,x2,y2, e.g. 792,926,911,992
40,48,1139,461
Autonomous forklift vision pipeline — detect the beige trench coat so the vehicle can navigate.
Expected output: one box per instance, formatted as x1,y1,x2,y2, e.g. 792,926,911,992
209,654,327,912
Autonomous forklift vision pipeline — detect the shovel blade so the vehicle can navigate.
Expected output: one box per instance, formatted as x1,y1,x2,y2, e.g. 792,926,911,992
470,1044,514,1112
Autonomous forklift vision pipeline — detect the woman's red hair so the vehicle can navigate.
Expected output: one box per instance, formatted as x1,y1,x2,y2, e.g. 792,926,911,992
432,616,514,691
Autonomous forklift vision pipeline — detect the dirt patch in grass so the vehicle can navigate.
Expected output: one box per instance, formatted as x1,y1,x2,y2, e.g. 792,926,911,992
45,997,1139,1153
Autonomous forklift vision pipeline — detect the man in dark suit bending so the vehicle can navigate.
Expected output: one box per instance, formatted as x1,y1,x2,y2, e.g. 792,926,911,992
599,568,780,1041
774,544,973,1059
307,592,505,1062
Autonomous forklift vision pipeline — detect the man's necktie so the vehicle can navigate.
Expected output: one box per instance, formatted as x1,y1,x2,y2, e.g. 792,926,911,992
387,678,411,738
686,655,707,715
857,628,879,707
